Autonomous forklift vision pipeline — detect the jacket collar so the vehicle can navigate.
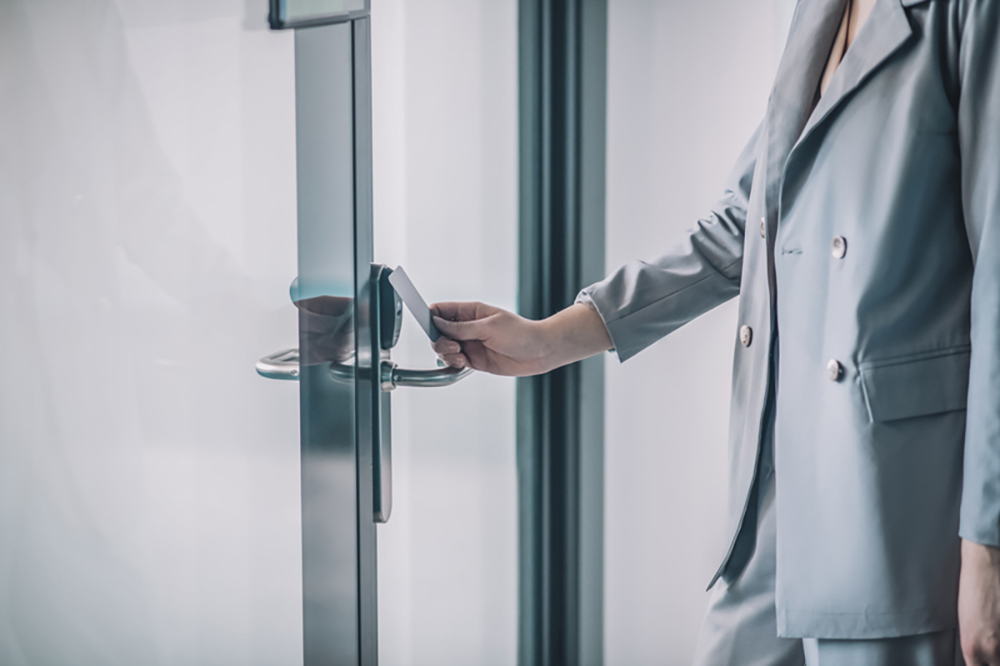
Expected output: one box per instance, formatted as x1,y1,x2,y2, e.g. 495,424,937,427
762,0,918,222
791,0,916,154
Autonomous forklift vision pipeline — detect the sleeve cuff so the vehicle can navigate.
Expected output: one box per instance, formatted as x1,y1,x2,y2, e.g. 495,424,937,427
575,289,621,360
959,528,1000,550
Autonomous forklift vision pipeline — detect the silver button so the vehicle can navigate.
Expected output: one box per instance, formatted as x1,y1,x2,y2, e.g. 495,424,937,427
831,236,847,259
740,325,753,347
760,217,766,239
827,359,844,382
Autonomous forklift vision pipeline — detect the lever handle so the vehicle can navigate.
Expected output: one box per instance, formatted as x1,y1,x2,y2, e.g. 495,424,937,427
381,362,473,391
257,349,473,390
256,348,300,380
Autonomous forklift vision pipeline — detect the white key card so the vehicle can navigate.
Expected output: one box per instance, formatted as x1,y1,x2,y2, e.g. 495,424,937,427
387,266,441,342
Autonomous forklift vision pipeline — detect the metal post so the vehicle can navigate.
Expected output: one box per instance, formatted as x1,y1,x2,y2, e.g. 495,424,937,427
517,1,608,664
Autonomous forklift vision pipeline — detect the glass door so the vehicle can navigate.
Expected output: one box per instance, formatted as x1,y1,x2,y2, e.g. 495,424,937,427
258,2,519,663
1,0,517,664
0,1,303,663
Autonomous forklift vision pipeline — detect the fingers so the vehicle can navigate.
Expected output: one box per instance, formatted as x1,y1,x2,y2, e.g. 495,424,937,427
433,337,462,355
437,352,469,369
430,318,472,369
430,301,497,322
434,315,492,342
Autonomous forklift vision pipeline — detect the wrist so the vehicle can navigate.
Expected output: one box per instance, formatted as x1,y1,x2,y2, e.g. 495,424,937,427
963,538,1000,566
535,303,611,371
534,314,564,371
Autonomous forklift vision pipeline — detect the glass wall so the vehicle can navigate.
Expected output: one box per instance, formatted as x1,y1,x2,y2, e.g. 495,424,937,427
3,0,800,662
0,1,302,663
371,2,519,665
603,0,795,663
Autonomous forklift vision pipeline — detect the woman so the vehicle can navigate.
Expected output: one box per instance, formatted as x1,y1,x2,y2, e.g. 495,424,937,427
431,0,1000,663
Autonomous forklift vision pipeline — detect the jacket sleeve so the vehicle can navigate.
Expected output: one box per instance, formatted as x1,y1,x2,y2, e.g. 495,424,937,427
576,120,763,363
957,0,1000,547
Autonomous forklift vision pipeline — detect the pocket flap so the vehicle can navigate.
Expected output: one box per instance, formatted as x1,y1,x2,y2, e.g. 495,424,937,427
860,347,970,423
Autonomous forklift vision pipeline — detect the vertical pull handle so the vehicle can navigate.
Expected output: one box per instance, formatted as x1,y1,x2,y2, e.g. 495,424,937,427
371,264,397,523
373,379,392,523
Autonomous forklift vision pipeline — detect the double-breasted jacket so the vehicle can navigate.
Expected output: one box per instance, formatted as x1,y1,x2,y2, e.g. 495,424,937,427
580,0,1000,638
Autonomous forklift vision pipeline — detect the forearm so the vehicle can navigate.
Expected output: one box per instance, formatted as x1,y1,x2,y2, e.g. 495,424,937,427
537,303,613,372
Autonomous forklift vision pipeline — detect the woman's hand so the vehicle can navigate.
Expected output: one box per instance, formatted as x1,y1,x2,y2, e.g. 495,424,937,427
960,539,1000,666
430,301,613,377
430,302,552,376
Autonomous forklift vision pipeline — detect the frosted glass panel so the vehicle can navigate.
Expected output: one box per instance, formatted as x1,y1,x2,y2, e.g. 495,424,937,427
603,1,795,664
371,1,518,664
0,1,302,663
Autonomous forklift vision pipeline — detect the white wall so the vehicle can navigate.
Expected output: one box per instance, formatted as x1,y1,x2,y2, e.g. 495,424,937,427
603,1,794,664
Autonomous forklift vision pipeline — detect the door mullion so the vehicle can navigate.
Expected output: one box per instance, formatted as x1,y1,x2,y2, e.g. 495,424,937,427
351,15,379,666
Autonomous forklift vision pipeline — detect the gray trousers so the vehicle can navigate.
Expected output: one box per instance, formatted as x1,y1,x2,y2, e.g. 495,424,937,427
691,463,965,666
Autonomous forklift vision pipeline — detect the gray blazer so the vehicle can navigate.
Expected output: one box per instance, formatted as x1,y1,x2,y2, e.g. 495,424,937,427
579,0,1000,640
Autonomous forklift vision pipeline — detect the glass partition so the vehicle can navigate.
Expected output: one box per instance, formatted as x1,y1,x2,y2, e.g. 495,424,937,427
0,1,302,663
371,1,519,664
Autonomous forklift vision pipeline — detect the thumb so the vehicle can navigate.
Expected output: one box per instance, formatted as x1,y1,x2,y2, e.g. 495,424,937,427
434,315,491,342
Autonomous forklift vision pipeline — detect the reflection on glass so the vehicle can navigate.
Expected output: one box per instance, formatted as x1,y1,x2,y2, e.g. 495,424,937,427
296,296,354,367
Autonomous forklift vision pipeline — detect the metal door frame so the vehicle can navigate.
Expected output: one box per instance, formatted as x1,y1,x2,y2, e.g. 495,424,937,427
285,9,378,665
518,1,608,665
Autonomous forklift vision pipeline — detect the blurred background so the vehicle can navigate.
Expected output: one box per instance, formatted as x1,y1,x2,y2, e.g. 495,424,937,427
0,0,793,663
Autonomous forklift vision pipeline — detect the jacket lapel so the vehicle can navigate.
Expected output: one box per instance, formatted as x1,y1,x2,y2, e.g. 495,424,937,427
791,0,916,154
763,0,919,228
763,0,846,227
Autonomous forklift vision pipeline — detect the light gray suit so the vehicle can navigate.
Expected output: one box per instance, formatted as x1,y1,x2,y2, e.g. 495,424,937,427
579,0,1000,645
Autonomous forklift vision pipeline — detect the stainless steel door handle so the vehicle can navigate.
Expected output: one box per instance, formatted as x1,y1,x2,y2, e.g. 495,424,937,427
256,348,301,380
379,361,473,391
257,350,473,391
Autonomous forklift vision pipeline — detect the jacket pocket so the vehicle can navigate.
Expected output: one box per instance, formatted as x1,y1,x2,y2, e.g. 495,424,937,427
859,346,971,423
